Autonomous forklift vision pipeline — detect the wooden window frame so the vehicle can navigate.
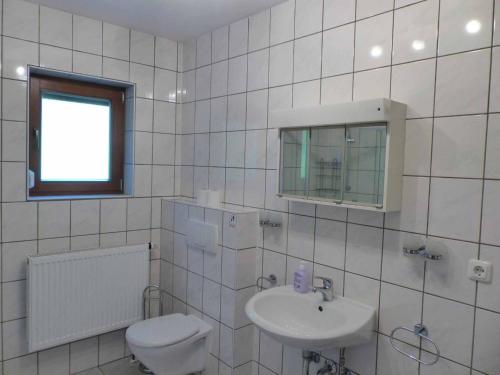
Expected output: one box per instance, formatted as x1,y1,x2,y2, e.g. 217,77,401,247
29,74,125,196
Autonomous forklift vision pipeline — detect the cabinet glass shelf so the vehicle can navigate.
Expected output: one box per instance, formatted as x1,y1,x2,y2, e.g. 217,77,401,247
272,99,406,212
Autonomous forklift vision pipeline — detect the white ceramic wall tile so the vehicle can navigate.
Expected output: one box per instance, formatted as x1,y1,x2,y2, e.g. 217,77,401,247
2,202,37,242
103,23,130,60
477,245,500,313
244,169,266,208
3,0,39,42
38,201,70,239
73,51,102,76
357,0,393,19
323,0,355,29
353,67,390,101
269,41,294,87
293,33,322,82
432,115,486,178
130,63,155,99
392,0,438,64
155,37,177,70
259,333,283,374
382,230,425,290
295,0,323,38
422,294,474,365
130,30,154,65
2,79,27,121
3,354,37,375
376,335,419,375
229,18,248,58
379,282,422,345
385,176,429,234
249,10,270,52
211,60,228,97
287,214,315,261
270,0,295,45
344,272,380,311
3,280,26,320
73,15,102,54
322,24,355,77
2,121,25,162
293,79,320,107
2,241,37,282
425,236,478,304
212,26,229,63
246,90,268,129
392,59,436,117
195,66,211,100
197,33,212,68
403,118,433,175
247,49,269,91
481,180,500,245
103,57,129,81
40,6,72,49
2,37,38,80
2,162,26,202
345,224,383,279
439,0,493,55
473,308,500,373
428,178,482,242
321,74,353,104
435,49,491,116
70,337,98,373
98,330,125,364
228,56,248,94
244,130,266,168
490,47,500,112
314,218,346,269
354,12,393,71
38,345,69,375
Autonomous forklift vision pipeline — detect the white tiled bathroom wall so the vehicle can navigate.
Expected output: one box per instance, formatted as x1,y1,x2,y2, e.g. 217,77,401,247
0,0,179,373
172,0,500,374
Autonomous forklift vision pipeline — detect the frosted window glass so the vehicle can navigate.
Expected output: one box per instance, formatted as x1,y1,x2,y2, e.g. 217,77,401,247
40,93,111,182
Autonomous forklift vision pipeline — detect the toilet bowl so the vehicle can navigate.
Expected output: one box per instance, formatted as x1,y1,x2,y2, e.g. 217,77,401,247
126,313,212,375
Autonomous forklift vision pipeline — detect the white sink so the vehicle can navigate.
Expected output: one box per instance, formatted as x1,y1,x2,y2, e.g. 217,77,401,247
245,285,376,350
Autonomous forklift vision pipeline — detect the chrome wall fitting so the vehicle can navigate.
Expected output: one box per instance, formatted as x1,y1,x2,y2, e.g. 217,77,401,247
390,324,440,365
143,285,170,319
256,274,277,291
259,218,282,228
403,246,443,261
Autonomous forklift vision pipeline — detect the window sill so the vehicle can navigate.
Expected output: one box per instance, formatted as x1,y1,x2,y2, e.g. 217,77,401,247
28,194,132,201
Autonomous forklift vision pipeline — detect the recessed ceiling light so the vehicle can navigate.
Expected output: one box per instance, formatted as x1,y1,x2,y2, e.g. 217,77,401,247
370,45,383,58
412,40,425,51
16,66,25,76
466,19,481,34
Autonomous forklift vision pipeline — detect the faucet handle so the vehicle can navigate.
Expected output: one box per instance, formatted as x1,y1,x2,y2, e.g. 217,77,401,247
313,276,333,289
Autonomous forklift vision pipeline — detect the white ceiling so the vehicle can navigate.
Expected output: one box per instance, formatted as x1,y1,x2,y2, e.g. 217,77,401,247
28,0,286,41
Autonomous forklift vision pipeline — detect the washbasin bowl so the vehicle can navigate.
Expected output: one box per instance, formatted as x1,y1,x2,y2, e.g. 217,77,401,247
245,285,376,350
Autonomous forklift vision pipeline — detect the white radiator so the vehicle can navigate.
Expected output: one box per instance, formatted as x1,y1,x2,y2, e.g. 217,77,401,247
27,244,150,352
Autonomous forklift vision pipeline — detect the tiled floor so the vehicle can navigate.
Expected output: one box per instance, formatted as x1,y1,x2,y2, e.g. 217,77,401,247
77,358,143,375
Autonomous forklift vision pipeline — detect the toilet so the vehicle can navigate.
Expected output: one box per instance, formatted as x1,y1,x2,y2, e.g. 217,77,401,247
126,313,212,375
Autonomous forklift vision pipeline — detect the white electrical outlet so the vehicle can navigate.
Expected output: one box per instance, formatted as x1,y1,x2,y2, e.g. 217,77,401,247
467,259,492,283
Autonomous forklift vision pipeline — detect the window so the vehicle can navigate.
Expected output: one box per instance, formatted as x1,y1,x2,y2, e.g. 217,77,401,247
29,74,125,196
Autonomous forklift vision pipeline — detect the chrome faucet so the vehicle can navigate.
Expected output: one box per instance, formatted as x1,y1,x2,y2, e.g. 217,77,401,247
312,276,334,302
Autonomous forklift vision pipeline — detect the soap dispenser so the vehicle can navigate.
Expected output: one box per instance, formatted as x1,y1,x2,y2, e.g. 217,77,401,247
293,262,310,293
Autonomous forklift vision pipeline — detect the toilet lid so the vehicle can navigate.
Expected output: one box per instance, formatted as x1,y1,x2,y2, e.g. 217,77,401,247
126,314,200,348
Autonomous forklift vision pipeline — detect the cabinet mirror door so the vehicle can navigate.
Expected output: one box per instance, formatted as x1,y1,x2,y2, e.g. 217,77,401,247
343,123,387,206
280,128,310,197
308,126,345,201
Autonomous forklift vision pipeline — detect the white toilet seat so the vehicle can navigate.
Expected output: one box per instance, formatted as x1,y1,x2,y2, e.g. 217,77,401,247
126,314,200,348
126,314,212,375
